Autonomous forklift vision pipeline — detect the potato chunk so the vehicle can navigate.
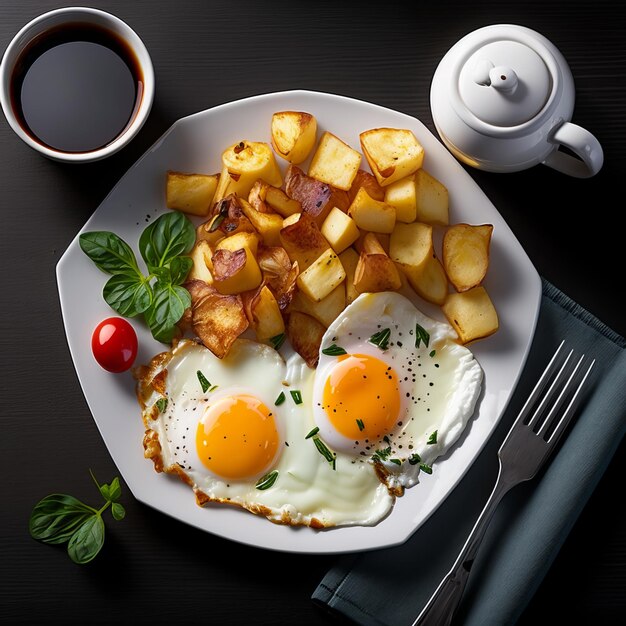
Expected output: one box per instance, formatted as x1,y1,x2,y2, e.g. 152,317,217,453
359,128,424,187
415,169,449,225
238,198,283,246
308,131,362,191
265,186,302,217
213,140,282,202
443,223,493,292
389,222,433,281
297,248,346,302
188,240,214,284
290,282,345,328
279,212,330,271
216,230,260,257
166,171,220,216
321,207,360,253
348,169,385,202
338,247,360,305
271,111,317,164
249,285,285,342
211,247,262,295
348,187,396,234
408,255,448,305
442,286,499,344
354,233,402,293
287,311,326,368
384,174,417,223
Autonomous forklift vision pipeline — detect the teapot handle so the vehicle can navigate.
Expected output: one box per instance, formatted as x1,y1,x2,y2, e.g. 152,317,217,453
543,121,604,178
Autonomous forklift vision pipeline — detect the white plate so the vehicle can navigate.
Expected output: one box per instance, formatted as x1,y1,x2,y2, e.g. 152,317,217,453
57,90,541,554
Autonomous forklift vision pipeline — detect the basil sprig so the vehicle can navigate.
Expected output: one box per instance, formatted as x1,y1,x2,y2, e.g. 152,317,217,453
80,211,195,343
29,471,125,564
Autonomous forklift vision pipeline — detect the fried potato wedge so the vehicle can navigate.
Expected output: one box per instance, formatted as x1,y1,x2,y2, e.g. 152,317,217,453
186,280,249,358
166,171,220,217
360,128,424,187
442,223,493,292
442,286,499,344
287,311,326,368
246,285,285,342
407,254,448,305
271,111,317,164
389,221,433,281
415,169,449,225
354,233,402,293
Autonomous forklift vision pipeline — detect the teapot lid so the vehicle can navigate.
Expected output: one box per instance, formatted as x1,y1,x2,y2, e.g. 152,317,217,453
442,24,567,130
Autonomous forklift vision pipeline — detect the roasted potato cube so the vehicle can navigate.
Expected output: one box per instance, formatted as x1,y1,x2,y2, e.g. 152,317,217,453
212,247,262,295
265,185,302,217
384,174,417,223
290,282,345,328
213,140,282,202
250,285,285,341
279,212,330,271
348,187,396,234
188,240,214,284
348,169,385,203
442,286,499,343
186,280,249,359
297,248,346,302
415,169,449,225
355,230,390,254
238,197,283,246
354,233,402,293
338,247,360,305
443,223,493,292
389,222,433,281
166,171,220,216
321,206,360,253
287,311,326,368
407,254,448,305
360,128,424,187
308,131,362,191
216,230,260,257
271,111,317,164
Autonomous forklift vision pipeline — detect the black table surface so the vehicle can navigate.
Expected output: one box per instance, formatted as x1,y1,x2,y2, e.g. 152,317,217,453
1,1,624,623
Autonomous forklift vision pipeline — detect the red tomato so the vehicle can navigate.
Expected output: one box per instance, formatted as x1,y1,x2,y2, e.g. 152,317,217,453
91,317,138,373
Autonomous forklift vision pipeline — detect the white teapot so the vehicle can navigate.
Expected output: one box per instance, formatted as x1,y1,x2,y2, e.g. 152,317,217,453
430,24,603,178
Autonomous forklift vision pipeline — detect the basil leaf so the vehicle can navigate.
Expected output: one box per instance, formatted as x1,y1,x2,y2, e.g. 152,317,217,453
79,231,141,276
99,484,111,501
139,211,195,271
67,515,105,564
107,477,122,502
103,274,152,317
29,494,93,544
168,256,193,285
111,503,126,521
145,282,191,343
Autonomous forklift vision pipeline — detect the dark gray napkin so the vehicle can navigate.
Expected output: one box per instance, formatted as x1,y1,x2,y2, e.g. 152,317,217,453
312,279,625,625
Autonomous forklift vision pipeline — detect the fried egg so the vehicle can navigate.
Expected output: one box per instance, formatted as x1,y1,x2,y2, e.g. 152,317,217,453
312,291,483,493
137,338,394,528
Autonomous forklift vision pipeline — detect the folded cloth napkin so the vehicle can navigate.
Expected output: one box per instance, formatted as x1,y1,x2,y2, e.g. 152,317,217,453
312,279,625,625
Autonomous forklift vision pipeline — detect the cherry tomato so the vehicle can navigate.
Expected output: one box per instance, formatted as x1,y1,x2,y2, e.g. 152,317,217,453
91,317,138,373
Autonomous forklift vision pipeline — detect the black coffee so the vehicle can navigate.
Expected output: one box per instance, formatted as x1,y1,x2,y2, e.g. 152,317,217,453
10,22,143,153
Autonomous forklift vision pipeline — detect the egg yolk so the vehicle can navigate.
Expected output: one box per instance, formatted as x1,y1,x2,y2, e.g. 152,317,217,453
196,394,280,480
322,353,400,441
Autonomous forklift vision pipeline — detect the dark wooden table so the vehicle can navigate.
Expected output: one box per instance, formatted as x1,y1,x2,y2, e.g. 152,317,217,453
1,1,624,623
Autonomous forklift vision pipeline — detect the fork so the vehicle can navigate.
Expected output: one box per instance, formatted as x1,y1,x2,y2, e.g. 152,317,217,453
412,341,595,626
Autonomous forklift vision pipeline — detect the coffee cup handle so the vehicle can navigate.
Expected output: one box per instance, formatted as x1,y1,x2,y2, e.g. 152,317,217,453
543,121,604,178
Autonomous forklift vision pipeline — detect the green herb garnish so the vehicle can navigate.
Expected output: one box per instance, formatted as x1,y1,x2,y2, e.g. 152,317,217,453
197,370,210,393
255,471,279,490
427,430,438,445
429,350,436,358
156,397,168,413
29,471,125,565
369,328,391,350
420,463,433,475
208,200,229,233
322,344,347,357
275,391,286,406
408,452,422,465
313,436,337,470
372,446,392,462
208,385,218,392
290,390,303,405
356,419,365,432
270,333,286,350
390,458,402,466
79,211,195,343
305,427,320,439
414,323,430,349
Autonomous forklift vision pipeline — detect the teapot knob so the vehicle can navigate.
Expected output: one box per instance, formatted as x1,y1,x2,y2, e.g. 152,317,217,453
488,65,518,92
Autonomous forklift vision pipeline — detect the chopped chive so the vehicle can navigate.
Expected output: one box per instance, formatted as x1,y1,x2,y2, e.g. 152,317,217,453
420,463,433,475
408,452,422,465
156,398,168,413
369,328,391,350
290,390,303,405
313,436,336,469
415,323,430,349
356,419,365,432
390,458,402,466
255,470,279,490
322,343,347,357
270,333,286,350
275,391,286,406
429,349,436,358
372,446,392,462
208,385,218,393
305,426,320,439
197,370,210,393
427,430,438,445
